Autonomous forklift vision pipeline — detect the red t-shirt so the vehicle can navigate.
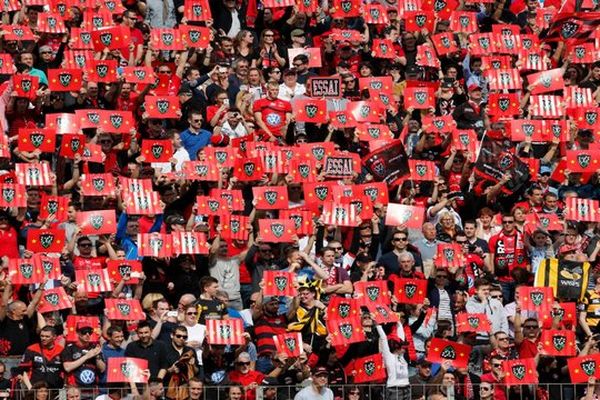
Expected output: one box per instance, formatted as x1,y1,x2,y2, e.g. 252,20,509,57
228,370,265,400
252,97,291,136
518,338,540,358
480,372,507,400
72,256,105,271
0,227,19,258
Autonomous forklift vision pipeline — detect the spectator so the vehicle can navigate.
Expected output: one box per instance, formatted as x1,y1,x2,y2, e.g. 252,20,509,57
293,366,333,400
124,322,168,380
20,326,64,389
61,322,106,391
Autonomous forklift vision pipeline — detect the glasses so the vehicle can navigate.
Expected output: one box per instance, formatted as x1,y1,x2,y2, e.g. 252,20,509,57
330,247,343,251
41,51,52,54
480,387,492,391
79,329,93,335
191,119,202,123
293,63,303,67
186,312,197,315
502,220,514,224
491,294,502,299
523,325,539,329
497,337,509,341
79,243,92,248
393,237,408,242
236,362,250,366
264,33,274,37
491,363,502,368
158,70,171,74
456,240,467,244
436,275,448,279
175,334,188,339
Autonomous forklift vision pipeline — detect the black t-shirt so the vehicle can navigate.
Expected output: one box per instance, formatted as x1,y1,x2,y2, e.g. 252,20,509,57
124,340,169,379
0,316,33,355
195,298,227,324
21,344,64,388
61,343,102,388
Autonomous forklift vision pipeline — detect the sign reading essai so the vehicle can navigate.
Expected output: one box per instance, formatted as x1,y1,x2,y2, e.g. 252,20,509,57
309,77,341,98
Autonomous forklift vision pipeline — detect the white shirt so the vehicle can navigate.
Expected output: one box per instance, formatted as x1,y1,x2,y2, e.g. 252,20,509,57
278,83,306,102
152,147,190,173
376,325,409,387
186,323,206,364
220,120,248,139
227,9,241,38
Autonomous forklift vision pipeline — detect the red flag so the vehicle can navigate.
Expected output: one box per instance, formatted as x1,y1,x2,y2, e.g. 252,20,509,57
358,76,394,94
427,338,471,369
105,299,146,320
431,32,459,56
280,209,314,236
293,99,328,123
503,358,538,385
81,173,116,197
404,87,435,109
392,277,427,304
75,269,113,293
519,286,554,312
565,86,594,109
366,303,399,325
455,312,492,333
196,196,228,216
385,204,425,229
258,219,296,243
404,10,435,32
91,26,131,51
350,353,387,383
328,296,360,320
141,139,174,163
298,142,336,162
408,160,437,181
358,182,389,204
8,258,44,284
253,186,289,210
564,197,600,222
172,232,209,255
322,202,359,227
206,319,244,345
18,128,56,153
288,158,317,183
574,107,600,131
27,229,66,253
39,194,69,222
137,233,173,258
256,149,288,174
543,119,568,141
372,39,397,59
76,109,103,129
3,25,35,41
527,69,565,94
33,254,61,280
150,28,185,51
540,329,576,356
356,124,394,141
485,69,522,91
469,33,496,56
123,191,163,215
219,214,250,240
273,332,303,357
81,144,105,163
569,42,599,63
38,287,73,313
567,150,600,173
329,111,357,129
327,315,366,347
37,13,67,34
14,74,39,100
449,11,478,33
107,358,148,383
181,161,219,182
519,51,546,71
0,183,27,207
183,0,211,21
434,243,465,269
99,110,136,134
47,68,83,92
179,25,212,48
145,96,180,118
233,157,264,181
354,280,390,307
488,93,520,118
59,134,85,158
363,3,389,24
330,0,360,17
303,182,334,209
568,354,600,383
106,260,143,284
70,28,94,50
87,59,118,83
122,66,156,84
77,210,117,235
263,270,297,297
529,95,564,118
510,119,545,141
417,44,440,69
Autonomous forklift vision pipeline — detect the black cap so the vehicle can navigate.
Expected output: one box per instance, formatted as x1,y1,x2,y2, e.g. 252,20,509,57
313,366,329,376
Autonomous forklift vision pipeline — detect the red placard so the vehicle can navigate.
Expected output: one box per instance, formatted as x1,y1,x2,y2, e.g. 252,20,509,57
141,139,174,163
349,353,386,383
33,255,61,280
3,25,35,41
353,280,390,307
234,157,264,181
150,28,185,51
431,32,459,56
0,183,27,207
183,0,211,20
27,229,66,253
253,186,289,210
519,286,554,312
568,354,600,383
81,173,116,196
70,28,94,50
87,59,118,83
182,162,220,181
99,110,136,134
293,98,328,123
321,202,359,227
279,209,314,236
527,68,565,94
211,189,244,211
455,312,492,333
38,287,73,313
105,299,146,320
392,277,427,304
39,194,69,222
47,68,83,92
8,258,44,284
123,191,163,215
13,74,39,100
37,13,67,34
385,204,425,229
408,159,437,181
273,332,303,357
219,214,249,240
122,66,156,84
137,233,173,258
75,269,113,293
449,11,478,33
77,210,117,235
171,232,209,255
540,329,576,357
404,87,435,109
206,319,244,345
106,260,142,284
564,197,600,222
427,338,471,369
91,26,131,51
503,358,538,385
15,163,53,186
18,128,56,153
358,182,389,204
107,358,148,383
258,219,296,243
180,26,211,48
327,315,365,347
48,113,80,135
145,96,180,118
263,270,297,297
434,243,466,269
363,3,389,24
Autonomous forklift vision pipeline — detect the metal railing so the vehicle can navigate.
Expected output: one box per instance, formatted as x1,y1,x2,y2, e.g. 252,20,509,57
0,383,591,400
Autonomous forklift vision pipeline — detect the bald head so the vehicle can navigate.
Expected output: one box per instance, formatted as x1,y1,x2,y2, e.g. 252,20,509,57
422,222,436,240
8,301,27,320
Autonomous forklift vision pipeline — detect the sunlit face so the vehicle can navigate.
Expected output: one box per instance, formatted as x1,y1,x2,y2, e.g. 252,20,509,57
228,387,242,400
188,382,203,400
40,330,56,347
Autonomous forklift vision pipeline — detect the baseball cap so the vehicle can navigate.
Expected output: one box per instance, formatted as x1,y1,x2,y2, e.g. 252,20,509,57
539,165,552,175
418,359,432,367
76,320,94,332
468,83,482,92
178,82,193,95
313,366,329,376
532,228,550,237
291,29,305,37
39,45,53,54
263,296,278,304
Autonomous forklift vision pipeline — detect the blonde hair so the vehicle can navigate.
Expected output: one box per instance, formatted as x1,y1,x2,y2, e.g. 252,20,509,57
141,293,165,311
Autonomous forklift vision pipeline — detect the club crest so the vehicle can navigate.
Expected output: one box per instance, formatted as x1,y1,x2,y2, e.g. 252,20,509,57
110,114,123,129
96,65,108,78
156,100,170,114
59,73,73,87
511,364,526,380
578,154,591,168
404,283,417,298
151,144,164,159
100,33,112,47
274,276,287,291
305,104,318,119
553,335,566,351
339,323,353,339
45,293,59,306
530,291,544,306
118,264,131,277
264,191,278,205
20,263,33,279
90,215,104,230
271,223,285,238
39,233,55,249
315,186,329,201
243,162,256,177
2,188,14,203
561,20,579,39
364,360,376,376
117,302,131,315
440,345,457,359
29,133,44,148
582,360,596,376
92,178,105,192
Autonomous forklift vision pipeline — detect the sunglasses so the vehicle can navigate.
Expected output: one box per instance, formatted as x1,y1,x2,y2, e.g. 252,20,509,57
523,325,539,329
330,247,343,251
79,329,93,335
502,220,514,224
497,337,509,341
175,334,188,339
491,295,502,299
491,363,503,368
393,237,408,242
186,312,197,315
236,362,250,366
79,243,93,247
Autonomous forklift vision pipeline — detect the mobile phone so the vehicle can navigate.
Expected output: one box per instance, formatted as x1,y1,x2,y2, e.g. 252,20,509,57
166,311,178,318
223,99,230,107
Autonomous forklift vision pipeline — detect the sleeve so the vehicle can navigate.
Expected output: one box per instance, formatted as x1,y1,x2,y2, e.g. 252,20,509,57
61,345,74,362
252,99,263,114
